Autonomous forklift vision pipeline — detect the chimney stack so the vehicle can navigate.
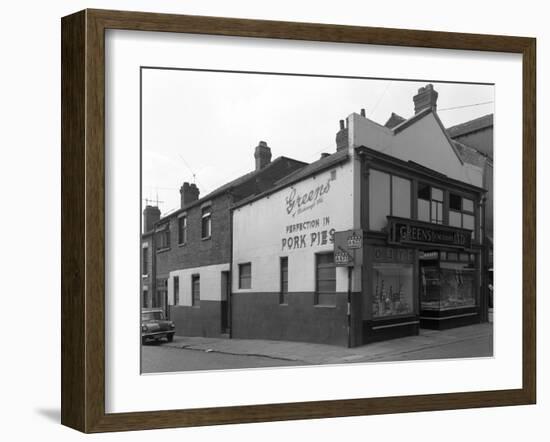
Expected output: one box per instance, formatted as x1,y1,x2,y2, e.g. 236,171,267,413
143,205,161,233
413,84,438,114
336,119,348,152
180,182,200,209
320,153,330,160
254,141,272,170
360,108,366,117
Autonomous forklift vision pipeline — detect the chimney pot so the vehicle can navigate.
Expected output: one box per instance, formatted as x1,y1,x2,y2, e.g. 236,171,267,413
339,119,345,130
180,181,200,208
360,108,366,117
254,141,272,170
320,153,330,159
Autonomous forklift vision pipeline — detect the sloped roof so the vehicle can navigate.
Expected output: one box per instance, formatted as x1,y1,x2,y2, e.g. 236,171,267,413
447,114,493,138
202,155,305,201
274,149,348,188
156,155,307,223
234,149,349,209
452,140,487,167
384,112,406,129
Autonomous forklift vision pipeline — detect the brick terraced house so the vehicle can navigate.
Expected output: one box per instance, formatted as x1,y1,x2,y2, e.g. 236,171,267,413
141,142,306,337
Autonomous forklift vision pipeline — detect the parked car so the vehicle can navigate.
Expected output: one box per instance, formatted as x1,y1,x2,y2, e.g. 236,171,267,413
141,309,175,344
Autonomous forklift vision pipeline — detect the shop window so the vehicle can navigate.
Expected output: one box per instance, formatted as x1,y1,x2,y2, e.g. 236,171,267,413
191,275,200,306
201,206,212,239
142,247,148,275
239,263,251,289
178,215,187,245
280,257,289,304
372,263,414,318
173,276,179,306
417,184,443,224
315,253,336,306
421,264,477,311
369,170,411,230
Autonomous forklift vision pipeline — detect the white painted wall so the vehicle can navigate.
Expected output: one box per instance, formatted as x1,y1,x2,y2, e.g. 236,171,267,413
168,263,230,305
233,162,355,293
350,112,485,187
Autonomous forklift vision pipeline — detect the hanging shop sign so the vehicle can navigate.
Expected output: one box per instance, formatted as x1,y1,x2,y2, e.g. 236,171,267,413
387,217,472,249
333,230,364,267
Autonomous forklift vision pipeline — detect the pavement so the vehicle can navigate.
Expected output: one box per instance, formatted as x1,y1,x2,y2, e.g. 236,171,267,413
162,322,493,366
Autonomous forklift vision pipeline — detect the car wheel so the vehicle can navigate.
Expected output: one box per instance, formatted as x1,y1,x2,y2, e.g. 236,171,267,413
167,334,174,343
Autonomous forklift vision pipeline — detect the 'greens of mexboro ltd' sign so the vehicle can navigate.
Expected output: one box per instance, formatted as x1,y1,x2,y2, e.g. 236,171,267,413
387,217,472,249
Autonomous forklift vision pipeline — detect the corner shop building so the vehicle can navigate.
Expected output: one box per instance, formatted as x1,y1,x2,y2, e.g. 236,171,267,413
231,87,489,347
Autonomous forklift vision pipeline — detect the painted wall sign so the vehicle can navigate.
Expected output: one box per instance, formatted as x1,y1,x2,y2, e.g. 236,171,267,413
285,177,332,217
387,217,472,249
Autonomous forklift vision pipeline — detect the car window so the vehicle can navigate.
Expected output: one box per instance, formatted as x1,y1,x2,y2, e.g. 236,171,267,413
141,311,164,321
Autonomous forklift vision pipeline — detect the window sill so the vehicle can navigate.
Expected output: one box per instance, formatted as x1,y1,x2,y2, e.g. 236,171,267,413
314,304,336,309
178,242,187,247
156,247,171,254
201,236,211,241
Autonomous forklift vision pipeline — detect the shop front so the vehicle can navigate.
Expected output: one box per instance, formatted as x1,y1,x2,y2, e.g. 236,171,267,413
361,243,420,343
387,217,481,330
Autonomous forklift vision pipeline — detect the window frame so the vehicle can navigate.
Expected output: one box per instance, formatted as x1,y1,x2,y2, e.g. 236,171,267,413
142,246,148,276
449,192,476,233
201,206,212,240
238,262,252,290
178,215,187,245
314,252,336,306
368,168,412,231
417,182,444,225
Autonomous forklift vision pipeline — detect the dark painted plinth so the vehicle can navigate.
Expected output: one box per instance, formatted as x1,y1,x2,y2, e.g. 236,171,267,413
232,291,352,346
169,301,223,337
420,306,480,330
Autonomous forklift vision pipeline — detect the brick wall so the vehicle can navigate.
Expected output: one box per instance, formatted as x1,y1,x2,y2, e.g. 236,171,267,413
155,194,232,277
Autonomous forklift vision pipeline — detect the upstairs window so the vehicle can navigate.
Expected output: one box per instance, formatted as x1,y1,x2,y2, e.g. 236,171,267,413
369,169,411,230
449,193,476,234
418,184,443,224
156,226,170,249
142,247,148,275
239,263,252,289
178,215,187,245
201,206,212,239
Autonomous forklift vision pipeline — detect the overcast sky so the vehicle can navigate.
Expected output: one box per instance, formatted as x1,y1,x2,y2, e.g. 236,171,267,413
142,69,494,216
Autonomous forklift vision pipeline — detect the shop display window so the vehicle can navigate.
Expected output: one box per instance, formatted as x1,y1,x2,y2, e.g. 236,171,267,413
372,263,414,318
421,262,476,310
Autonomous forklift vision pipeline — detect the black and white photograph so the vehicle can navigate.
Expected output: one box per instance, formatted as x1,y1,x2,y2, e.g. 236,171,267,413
140,68,494,374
